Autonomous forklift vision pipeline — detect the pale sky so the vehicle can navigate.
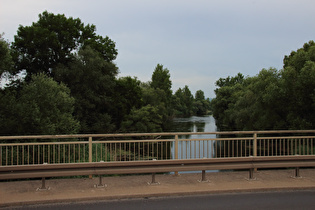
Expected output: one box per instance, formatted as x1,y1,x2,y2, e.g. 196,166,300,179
1,0,315,98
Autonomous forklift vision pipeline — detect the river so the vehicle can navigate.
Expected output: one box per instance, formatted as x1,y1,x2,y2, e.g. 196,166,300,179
167,115,216,133
167,115,217,159
166,115,218,173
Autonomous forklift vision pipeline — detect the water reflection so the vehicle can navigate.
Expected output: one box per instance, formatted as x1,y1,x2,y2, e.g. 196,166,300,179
167,115,216,134
167,115,218,173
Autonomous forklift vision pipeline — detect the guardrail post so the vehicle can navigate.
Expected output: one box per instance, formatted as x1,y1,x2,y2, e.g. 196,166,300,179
41,177,46,189
89,137,93,179
249,168,254,180
253,133,257,157
89,137,93,163
295,167,301,178
36,177,49,191
96,175,106,188
147,173,160,185
0,146,2,166
253,133,257,172
201,170,206,182
174,135,179,176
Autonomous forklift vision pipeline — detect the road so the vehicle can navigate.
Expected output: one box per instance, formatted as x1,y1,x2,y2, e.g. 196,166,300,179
7,190,315,210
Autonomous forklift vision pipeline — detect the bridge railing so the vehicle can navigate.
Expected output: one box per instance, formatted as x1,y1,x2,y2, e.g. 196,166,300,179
1,130,315,166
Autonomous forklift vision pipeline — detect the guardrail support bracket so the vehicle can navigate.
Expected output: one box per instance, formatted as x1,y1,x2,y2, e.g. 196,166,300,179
248,168,255,180
198,170,209,182
95,175,107,188
148,173,160,185
294,167,301,178
36,177,50,191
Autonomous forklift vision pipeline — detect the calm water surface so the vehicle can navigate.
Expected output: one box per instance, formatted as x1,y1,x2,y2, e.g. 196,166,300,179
167,115,216,134
167,115,218,173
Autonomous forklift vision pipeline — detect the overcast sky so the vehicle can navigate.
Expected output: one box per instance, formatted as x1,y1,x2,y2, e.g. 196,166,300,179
1,0,315,98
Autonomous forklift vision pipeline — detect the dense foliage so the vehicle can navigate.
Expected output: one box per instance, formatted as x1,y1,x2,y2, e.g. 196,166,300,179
3,11,314,135
0,74,79,135
11,11,117,81
211,41,315,131
54,46,118,133
0,11,211,135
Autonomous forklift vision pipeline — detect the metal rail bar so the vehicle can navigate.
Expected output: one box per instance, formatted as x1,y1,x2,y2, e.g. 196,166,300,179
1,130,315,140
1,131,315,167
1,156,315,181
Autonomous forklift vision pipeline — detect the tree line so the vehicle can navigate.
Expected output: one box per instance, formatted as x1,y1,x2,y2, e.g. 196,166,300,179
211,40,315,131
0,11,211,136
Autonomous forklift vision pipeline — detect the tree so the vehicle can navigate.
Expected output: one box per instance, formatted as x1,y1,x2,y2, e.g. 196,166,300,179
0,36,13,84
231,68,285,130
150,64,173,115
112,76,143,128
195,90,205,101
211,40,315,131
279,41,315,129
173,85,194,117
151,64,172,96
11,11,117,80
0,74,79,135
194,90,211,116
210,73,245,130
283,40,315,71
54,46,118,133
120,105,163,133
281,60,315,129
281,41,315,128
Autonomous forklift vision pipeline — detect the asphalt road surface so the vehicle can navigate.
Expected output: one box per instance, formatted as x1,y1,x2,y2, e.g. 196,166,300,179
6,190,315,210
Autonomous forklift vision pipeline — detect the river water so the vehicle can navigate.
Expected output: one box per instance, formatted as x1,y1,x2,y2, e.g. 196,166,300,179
166,115,218,173
167,115,216,133
167,115,217,158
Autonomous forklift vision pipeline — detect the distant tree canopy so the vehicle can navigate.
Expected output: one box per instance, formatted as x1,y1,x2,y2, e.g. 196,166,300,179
118,64,211,133
0,36,13,79
211,40,315,131
11,11,117,81
0,11,211,135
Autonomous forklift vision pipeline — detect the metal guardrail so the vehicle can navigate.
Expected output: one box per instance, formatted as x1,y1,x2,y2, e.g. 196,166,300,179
1,155,315,189
1,130,315,189
1,130,315,166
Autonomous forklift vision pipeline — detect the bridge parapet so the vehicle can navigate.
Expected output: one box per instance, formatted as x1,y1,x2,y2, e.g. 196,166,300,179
0,130,315,166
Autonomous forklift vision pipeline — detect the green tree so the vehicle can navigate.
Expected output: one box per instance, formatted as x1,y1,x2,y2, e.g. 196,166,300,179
280,41,315,129
283,41,315,71
211,73,244,131
0,87,19,135
11,11,117,80
151,64,172,96
231,68,285,130
281,41,315,128
211,40,315,131
281,61,315,129
0,36,13,84
173,85,194,117
112,76,143,128
54,46,118,133
0,74,79,135
150,64,173,117
140,82,168,126
194,90,211,116
120,105,163,133
195,90,205,101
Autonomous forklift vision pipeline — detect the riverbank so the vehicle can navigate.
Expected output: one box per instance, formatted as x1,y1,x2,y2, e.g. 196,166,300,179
1,168,315,207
